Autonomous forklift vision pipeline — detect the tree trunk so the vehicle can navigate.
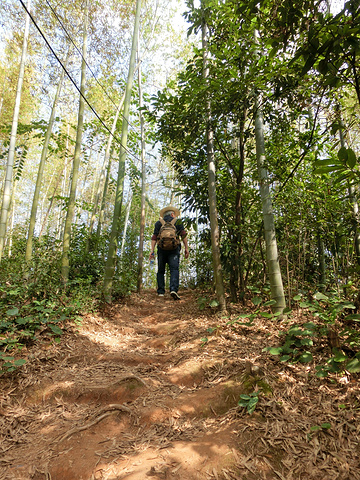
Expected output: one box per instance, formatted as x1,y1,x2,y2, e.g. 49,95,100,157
255,97,286,315
25,45,71,264
0,0,31,261
96,149,113,236
61,1,88,282
119,190,133,263
103,0,142,302
337,106,360,264
202,18,226,312
137,49,146,293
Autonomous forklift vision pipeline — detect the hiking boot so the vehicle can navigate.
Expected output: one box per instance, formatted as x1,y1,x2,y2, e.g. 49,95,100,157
170,291,180,300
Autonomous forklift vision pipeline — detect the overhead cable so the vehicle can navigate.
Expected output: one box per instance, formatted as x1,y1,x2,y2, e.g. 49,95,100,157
43,0,137,132
18,0,140,163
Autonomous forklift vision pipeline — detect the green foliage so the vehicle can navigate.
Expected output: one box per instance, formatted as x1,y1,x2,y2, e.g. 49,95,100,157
238,392,260,415
227,290,282,328
266,291,360,378
197,296,220,310
314,146,360,185
308,422,332,440
69,224,108,283
265,322,316,364
0,229,105,375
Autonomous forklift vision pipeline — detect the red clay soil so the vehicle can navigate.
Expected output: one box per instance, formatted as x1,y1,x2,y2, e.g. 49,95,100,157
0,289,359,480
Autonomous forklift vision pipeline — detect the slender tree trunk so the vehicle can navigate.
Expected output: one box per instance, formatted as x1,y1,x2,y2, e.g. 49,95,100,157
137,49,146,292
202,18,226,312
103,0,142,302
96,149,113,236
25,45,71,263
337,105,360,263
119,190,133,263
255,97,286,314
0,0,31,261
7,180,17,258
61,1,88,282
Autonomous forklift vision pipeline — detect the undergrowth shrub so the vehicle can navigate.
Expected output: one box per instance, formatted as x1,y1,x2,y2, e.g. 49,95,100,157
265,291,360,377
0,228,105,375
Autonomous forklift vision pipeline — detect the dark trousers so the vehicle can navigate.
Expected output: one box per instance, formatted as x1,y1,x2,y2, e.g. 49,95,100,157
157,247,180,294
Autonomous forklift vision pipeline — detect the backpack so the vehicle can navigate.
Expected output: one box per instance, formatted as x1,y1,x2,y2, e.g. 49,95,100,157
157,217,180,250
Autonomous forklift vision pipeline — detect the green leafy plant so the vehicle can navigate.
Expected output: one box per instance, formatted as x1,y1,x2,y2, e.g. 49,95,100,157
197,296,219,310
228,296,283,329
0,351,26,374
265,322,316,364
238,392,260,415
307,422,331,440
266,291,360,377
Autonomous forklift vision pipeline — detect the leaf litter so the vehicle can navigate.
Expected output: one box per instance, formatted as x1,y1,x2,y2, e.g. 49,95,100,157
0,289,359,479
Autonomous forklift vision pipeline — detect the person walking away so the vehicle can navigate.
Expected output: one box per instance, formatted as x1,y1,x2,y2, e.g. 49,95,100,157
149,206,189,300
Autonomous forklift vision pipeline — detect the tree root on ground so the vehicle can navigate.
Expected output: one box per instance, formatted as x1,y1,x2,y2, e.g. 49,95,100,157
55,404,132,444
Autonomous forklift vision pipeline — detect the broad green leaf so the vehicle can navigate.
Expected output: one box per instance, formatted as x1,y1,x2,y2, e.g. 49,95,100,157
251,296,262,306
263,300,277,306
15,318,28,325
280,355,291,362
332,352,348,362
6,307,19,316
314,292,328,301
314,165,344,174
13,359,26,366
50,325,63,335
321,423,331,429
299,352,313,363
346,148,357,168
268,347,283,355
345,314,360,321
293,295,302,301
239,394,251,401
314,158,341,167
209,300,219,308
338,146,348,162
346,357,360,373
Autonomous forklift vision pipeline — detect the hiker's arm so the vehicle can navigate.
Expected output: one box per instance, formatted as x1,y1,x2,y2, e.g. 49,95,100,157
149,235,157,261
181,234,189,259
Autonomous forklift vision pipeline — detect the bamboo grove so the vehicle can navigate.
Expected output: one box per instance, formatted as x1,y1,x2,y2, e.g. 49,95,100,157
1,0,360,370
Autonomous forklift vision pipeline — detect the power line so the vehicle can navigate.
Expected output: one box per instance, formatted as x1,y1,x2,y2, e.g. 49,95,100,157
18,0,141,164
43,0,138,131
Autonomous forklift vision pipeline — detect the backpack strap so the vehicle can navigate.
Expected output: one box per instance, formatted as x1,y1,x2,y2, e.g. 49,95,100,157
159,217,177,226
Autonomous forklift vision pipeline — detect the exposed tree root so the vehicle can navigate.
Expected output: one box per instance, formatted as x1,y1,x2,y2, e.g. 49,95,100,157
55,403,132,444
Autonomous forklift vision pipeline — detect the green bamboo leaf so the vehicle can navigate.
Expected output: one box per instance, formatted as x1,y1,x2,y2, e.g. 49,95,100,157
314,165,344,174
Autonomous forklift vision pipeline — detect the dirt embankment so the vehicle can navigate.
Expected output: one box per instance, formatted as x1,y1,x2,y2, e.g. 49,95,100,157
0,289,359,480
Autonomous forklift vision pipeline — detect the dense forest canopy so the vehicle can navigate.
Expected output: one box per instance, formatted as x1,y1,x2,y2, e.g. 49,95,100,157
1,0,360,376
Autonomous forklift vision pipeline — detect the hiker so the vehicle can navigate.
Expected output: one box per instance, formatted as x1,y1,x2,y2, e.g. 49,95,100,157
149,206,189,300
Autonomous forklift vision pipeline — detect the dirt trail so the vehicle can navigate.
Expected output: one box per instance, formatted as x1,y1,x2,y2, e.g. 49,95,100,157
0,290,359,480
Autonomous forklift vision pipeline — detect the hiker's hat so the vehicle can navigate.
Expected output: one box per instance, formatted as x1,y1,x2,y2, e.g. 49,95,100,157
160,205,180,218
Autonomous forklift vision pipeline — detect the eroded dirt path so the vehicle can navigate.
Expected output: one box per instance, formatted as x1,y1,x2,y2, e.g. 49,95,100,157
1,290,359,479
